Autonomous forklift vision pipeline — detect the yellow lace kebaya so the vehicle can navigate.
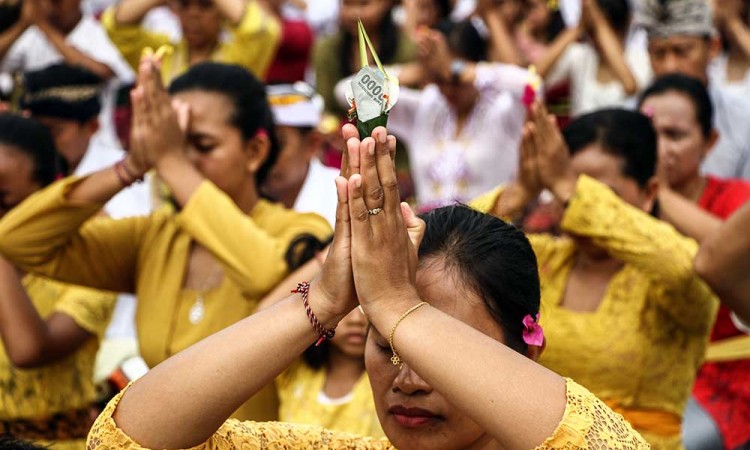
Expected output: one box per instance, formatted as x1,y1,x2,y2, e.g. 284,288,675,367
1,276,116,450
472,175,718,450
87,378,649,449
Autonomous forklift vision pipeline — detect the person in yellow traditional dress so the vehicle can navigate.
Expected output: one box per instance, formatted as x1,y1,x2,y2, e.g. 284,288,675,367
0,114,117,450
84,65,649,446
472,103,718,450
0,61,331,422
101,0,280,83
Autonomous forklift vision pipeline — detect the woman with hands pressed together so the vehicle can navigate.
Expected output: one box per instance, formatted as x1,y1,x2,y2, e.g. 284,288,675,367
85,122,648,450
0,56,331,421
473,102,717,450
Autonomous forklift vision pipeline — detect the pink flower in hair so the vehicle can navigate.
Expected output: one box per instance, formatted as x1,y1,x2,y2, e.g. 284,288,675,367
522,313,544,347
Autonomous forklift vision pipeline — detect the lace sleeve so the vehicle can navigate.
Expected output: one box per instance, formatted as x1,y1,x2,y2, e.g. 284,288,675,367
87,385,394,450
535,379,650,450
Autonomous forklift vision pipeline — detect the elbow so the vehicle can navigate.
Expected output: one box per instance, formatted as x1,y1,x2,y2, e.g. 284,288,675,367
694,246,720,289
8,347,46,369
623,79,638,96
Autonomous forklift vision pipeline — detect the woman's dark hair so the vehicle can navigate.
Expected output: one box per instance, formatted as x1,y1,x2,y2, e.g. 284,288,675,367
563,109,657,188
168,62,280,187
0,1,22,34
340,8,399,78
0,437,47,450
418,204,540,354
597,0,631,35
436,20,488,62
639,73,713,139
0,113,66,186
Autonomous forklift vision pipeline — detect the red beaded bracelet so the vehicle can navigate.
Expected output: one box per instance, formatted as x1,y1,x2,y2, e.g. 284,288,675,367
292,281,336,346
113,161,134,187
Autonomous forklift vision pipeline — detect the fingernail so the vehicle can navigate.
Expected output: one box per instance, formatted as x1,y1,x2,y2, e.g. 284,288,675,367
378,131,386,144
354,174,362,187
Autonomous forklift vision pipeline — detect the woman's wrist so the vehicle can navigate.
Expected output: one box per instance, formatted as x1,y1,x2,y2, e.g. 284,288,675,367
550,174,577,205
306,281,351,330
362,285,422,333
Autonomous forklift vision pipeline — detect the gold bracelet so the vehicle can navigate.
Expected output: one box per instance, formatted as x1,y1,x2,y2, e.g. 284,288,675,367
389,302,428,367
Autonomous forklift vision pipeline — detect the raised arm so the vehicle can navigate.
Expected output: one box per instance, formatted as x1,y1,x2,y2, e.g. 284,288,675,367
0,256,108,368
657,185,723,244
715,0,750,61
113,0,164,26
0,11,29,62
582,0,637,94
536,25,581,79
694,200,750,325
475,0,523,65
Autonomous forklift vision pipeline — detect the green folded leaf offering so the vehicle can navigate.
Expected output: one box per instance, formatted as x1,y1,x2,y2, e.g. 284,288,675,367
345,19,399,138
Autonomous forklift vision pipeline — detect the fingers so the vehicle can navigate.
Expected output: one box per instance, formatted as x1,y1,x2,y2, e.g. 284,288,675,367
374,129,400,213
340,123,360,178
359,137,385,212
173,99,190,133
348,174,371,237
332,176,351,244
401,202,425,251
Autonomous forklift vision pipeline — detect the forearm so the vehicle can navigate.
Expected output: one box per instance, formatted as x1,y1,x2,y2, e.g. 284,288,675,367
726,17,750,60
484,182,536,221
213,0,248,26
114,289,343,449
154,152,204,209
369,290,566,450
257,254,324,311
695,201,750,323
483,12,522,65
0,259,93,368
590,22,637,94
537,26,579,78
37,23,115,80
0,20,29,61
114,0,163,25
657,188,722,244
0,261,48,366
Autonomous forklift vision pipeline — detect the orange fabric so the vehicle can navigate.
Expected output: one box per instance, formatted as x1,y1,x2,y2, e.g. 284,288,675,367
604,400,681,437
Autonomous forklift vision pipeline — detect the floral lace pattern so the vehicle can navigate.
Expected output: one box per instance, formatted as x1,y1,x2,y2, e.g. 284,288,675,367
87,379,648,449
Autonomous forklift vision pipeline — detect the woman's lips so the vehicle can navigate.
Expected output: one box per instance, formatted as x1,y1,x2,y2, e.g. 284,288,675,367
389,405,442,427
